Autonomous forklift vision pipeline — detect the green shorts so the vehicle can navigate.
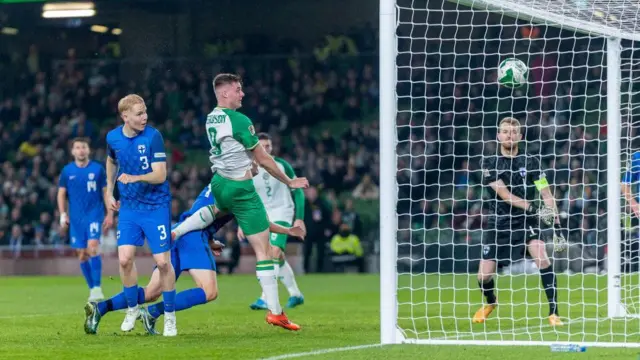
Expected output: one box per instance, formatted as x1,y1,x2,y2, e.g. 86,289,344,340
270,220,291,251
210,173,269,236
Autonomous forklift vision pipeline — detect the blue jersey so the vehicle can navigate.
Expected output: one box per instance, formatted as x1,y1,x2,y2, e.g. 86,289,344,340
623,152,640,192
106,125,171,211
58,160,106,223
178,186,234,242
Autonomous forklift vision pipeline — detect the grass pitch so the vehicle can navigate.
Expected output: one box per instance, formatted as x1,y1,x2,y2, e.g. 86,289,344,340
0,273,639,359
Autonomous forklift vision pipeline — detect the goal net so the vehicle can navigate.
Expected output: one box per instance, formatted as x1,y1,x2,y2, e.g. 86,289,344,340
380,0,640,348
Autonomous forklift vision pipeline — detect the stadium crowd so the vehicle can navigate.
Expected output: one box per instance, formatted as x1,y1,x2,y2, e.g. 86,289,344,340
0,27,378,272
0,21,631,272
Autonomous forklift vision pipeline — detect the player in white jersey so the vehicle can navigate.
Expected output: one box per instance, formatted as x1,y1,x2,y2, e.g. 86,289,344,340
239,133,306,310
170,73,308,331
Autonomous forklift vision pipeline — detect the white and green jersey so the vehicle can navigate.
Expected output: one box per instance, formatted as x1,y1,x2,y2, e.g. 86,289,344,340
253,157,296,221
205,107,259,179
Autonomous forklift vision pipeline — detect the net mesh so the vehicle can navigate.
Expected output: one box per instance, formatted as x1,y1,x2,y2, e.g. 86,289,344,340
395,0,640,344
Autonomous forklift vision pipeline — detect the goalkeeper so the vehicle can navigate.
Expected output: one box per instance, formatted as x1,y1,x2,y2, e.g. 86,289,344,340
475,117,564,327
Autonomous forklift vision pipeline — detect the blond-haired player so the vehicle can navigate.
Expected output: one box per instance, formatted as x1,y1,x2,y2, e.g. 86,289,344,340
476,117,565,327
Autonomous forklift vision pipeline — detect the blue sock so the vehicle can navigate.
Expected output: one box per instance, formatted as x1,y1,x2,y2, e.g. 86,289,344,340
148,302,164,319
163,290,176,313
97,287,147,316
148,288,207,319
123,285,139,308
80,260,93,289
90,256,102,287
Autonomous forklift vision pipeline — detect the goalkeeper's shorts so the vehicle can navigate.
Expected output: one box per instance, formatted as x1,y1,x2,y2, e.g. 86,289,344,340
481,218,554,266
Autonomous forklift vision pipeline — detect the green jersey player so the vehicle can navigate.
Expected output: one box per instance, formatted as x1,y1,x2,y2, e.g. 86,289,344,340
171,73,308,331
239,133,306,311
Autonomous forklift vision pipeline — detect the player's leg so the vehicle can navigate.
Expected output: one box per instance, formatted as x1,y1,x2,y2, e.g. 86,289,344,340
171,204,220,240
269,221,303,307
70,223,94,293
143,207,177,336
116,210,145,332
87,220,104,301
526,231,562,326
473,229,499,324
140,231,217,335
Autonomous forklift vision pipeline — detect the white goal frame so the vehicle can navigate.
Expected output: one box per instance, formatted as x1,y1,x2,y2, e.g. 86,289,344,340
379,0,637,347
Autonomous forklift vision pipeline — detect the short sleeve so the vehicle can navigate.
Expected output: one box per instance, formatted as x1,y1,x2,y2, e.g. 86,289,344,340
481,156,498,185
230,113,259,150
58,167,68,188
150,130,167,163
623,153,640,184
107,144,117,160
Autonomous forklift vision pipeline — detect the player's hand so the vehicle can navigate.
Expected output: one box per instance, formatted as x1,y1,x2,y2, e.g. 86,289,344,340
553,224,568,252
102,213,114,232
108,196,120,212
527,203,555,226
117,173,138,184
288,225,306,240
288,177,309,189
237,228,246,241
209,240,225,256
251,161,259,177
293,219,307,238
59,212,69,233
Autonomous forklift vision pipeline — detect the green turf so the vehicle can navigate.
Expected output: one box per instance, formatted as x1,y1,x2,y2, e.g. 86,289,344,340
0,274,639,359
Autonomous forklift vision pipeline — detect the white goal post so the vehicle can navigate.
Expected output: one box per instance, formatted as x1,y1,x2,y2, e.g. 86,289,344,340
379,0,640,347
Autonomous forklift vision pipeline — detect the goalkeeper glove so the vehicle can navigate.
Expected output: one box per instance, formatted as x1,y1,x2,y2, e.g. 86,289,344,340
527,203,555,226
552,224,567,252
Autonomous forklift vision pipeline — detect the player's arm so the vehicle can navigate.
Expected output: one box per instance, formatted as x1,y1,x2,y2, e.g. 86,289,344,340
56,170,69,229
99,166,114,229
529,158,560,224
488,179,531,211
231,114,307,188
105,145,120,211
277,157,307,231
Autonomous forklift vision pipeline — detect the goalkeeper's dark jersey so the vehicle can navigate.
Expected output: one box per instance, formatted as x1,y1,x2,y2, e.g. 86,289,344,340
481,150,545,228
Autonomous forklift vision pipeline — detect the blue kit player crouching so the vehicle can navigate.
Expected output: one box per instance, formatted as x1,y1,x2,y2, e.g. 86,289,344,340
84,184,305,335
105,94,177,336
57,137,114,302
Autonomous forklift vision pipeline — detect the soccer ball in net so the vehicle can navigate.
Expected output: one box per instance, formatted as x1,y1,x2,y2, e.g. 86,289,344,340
497,58,528,88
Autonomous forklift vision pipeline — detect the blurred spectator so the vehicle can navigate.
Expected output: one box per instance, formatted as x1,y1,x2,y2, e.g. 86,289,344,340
330,223,365,273
303,186,333,273
352,174,379,200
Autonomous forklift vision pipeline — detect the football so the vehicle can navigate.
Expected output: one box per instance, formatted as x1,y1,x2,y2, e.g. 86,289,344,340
497,58,528,88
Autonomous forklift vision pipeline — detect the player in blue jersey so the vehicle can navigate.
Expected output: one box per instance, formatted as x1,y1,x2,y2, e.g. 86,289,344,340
57,137,114,302
105,94,177,336
84,181,305,335
623,152,640,218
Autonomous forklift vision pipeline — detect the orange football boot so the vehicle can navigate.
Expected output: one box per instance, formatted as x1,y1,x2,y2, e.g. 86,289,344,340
548,314,564,326
266,311,301,331
472,304,497,324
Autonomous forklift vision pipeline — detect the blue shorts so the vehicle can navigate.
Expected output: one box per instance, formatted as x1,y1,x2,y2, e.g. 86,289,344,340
171,229,217,280
69,219,102,249
117,206,171,254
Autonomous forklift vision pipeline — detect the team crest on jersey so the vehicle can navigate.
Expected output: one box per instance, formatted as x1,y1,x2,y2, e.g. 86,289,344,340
248,125,255,135
88,173,95,180
262,173,269,180
483,169,490,178
138,145,146,154
519,167,527,178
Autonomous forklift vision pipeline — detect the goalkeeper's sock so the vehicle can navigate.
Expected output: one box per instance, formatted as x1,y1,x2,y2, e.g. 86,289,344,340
257,260,282,315
279,260,302,297
97,287,145,316
478,278,497,304
80,260,94,289
172,205,215,238
539,265,558,316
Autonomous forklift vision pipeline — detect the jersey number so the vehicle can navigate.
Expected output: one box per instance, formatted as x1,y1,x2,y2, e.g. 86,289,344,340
140,156,149,170
157,225,167,240
266,185,272,198
207,128,222,156
87,181,97,192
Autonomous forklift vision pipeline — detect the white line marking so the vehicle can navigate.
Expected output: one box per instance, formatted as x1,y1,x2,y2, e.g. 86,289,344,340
260,344,384,360
0,312,75,319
